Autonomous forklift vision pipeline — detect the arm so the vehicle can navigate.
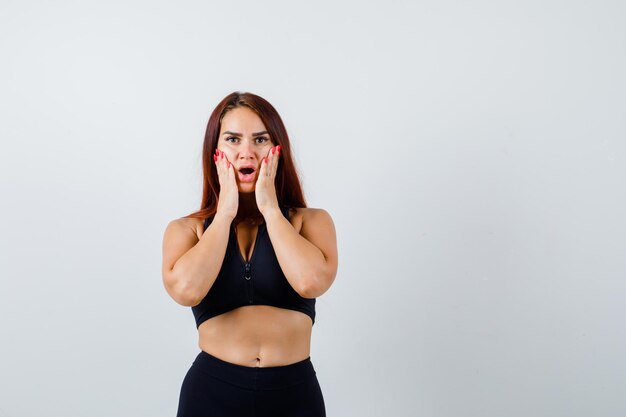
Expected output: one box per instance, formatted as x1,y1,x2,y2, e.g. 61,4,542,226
263,207,338,298
161,214,233,306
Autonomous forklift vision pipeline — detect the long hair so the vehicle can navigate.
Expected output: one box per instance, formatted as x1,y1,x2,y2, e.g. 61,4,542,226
184,91,307,220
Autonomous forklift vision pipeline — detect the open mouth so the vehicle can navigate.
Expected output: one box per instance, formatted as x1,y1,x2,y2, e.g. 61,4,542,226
238,166,257,183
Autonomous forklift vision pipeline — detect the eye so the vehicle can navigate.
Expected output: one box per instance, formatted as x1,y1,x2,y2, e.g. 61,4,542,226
256,136,269,144
225,136,238,143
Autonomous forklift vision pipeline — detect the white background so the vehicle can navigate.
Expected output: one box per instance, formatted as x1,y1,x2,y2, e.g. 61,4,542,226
1,1,625,416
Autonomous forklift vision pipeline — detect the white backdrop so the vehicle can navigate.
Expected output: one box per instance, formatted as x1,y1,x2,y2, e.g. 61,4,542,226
1,1,625,416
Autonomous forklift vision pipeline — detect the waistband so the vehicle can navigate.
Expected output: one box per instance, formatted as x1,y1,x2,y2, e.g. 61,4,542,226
190,350,317,391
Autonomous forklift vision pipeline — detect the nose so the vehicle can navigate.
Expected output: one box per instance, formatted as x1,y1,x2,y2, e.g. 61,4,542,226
238,139,258,160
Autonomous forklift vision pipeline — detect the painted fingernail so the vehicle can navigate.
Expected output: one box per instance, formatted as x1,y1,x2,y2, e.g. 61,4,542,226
213,155,217,162
271,147,276,154
276,145,281,153
215,149,218,155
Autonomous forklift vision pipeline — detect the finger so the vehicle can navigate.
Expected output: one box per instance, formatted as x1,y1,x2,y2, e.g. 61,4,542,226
266,147,274,177
218,150,229,169
220,151,232,168
213,150,222,177
215,150,230,184
214,150,223,172
222,153,234,181
271,146,280,176
267,145,278,177
259,154,268,178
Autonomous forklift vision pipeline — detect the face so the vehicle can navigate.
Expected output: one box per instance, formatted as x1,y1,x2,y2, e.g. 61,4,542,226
217,106,275,193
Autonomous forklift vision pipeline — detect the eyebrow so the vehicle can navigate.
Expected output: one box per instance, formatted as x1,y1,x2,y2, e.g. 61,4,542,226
222,131,269,137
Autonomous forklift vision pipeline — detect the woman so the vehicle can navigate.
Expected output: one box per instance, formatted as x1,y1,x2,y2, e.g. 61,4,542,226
162,91,338,416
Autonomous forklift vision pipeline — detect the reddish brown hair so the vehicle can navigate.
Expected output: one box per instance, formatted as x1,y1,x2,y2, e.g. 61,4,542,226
184,91,307,220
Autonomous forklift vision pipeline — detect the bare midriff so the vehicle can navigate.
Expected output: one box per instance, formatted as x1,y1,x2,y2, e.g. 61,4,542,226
198,304,313,368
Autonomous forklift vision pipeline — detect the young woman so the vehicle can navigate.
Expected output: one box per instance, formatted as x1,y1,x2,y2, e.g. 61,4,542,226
162,91,338,416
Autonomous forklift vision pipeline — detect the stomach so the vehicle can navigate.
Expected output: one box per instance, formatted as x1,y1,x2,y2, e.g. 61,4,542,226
197,304,313,368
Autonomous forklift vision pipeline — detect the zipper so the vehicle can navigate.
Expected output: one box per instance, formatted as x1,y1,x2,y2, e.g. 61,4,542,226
244,262,253,303
234,222,264,303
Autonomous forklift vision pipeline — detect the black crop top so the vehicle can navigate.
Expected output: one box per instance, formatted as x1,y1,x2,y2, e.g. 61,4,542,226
192,206,316,328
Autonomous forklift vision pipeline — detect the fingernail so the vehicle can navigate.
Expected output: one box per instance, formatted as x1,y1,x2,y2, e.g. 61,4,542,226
213,155,217,162
276,145,281,153
271,147,276,154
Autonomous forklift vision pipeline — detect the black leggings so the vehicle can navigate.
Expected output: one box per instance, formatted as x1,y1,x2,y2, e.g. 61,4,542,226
176,350,326,417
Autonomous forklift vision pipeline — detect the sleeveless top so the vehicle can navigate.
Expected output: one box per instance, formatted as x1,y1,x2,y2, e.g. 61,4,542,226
192,206,316,328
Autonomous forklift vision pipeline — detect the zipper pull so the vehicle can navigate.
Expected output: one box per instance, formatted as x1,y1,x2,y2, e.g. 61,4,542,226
244,262,253,303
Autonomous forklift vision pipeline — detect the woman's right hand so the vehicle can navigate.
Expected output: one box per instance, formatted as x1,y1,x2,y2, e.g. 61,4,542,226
214,149,238,221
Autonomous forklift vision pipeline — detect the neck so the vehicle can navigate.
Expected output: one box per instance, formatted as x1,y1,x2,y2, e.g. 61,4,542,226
235,192,263,224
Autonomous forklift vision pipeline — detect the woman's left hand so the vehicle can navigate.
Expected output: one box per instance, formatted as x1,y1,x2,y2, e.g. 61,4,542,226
255,145,281,216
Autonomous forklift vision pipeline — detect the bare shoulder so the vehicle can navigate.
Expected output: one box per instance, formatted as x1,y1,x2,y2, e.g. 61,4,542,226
298,207,333,222
295,207,336,245
162,216,204,274
288,207,334,233
289,207,333,217
164,216,204,242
